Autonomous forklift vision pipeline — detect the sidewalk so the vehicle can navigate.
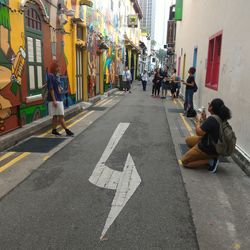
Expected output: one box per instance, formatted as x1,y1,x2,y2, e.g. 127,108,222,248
163,96,250,250
0,89,118,152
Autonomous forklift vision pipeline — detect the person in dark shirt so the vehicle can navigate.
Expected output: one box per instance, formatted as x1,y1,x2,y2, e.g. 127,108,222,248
181,67,196,114
152,68,162,97
181,98,232,173
160,66,169,98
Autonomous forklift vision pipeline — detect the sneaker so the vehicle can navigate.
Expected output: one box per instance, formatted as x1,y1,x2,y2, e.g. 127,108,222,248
52,129,61,136
208,158,219,173
65,129,74,136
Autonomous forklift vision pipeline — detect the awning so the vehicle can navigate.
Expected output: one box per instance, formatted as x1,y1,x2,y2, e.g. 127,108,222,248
124,34,140,53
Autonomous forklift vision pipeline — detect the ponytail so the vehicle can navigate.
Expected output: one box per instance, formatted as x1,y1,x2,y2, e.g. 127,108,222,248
210,98,232,121
218,105,231,121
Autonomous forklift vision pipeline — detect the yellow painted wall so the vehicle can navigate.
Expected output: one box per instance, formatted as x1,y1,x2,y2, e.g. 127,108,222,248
63,1,87,96
9,1,25,54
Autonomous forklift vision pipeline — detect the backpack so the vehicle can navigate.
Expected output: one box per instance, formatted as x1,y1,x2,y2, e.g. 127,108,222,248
212,115,237,156
186,107,197,117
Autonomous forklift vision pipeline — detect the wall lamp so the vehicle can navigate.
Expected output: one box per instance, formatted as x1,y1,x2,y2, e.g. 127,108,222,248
79,0,93,8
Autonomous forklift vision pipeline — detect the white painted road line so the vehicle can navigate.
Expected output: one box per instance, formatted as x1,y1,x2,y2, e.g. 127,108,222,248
88,123,141,240
89,123,130,188
101,153,141,240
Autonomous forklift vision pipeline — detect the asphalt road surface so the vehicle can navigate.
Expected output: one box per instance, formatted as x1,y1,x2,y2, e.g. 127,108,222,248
0,83,199,250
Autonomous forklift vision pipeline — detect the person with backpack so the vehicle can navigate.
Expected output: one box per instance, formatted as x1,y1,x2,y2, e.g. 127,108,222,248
181,67,198,115
181,98,236,173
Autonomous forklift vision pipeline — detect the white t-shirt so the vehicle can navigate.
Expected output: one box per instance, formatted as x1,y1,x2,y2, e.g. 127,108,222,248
122,70,132,82
141,72,148,81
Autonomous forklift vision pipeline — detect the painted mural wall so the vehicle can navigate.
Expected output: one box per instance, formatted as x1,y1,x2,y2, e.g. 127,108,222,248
0,0,83,135
86,0,125,94
0,0,141,135
0,0,25,133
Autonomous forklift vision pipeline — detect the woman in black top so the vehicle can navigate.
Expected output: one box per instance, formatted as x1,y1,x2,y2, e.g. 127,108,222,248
152,68,162,97
181,98,232,173
182,67,196,113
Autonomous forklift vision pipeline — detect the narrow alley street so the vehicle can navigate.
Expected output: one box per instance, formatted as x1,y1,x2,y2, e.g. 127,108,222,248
0,83,199,249
1,0,250,249
0,83,250,249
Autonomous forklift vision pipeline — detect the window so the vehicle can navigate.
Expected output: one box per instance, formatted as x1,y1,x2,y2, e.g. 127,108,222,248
205,32,222,90
111,0,113,11
25,7,42,31
77,25,83,40
25,5,44,95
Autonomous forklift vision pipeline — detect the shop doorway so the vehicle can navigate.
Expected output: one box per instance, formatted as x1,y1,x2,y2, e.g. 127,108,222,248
95,55,100,95
182,53,186,80
76,47,83,102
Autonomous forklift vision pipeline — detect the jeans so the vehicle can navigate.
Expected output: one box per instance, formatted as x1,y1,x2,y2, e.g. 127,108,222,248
184,88,194,111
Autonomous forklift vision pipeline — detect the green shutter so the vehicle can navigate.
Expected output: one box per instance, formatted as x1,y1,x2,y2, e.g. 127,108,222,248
175,0,183,21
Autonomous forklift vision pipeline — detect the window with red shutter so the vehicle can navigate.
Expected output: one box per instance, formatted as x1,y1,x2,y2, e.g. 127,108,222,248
205,32,222,90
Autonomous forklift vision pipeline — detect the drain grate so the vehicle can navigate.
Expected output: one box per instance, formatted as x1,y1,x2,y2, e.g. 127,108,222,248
87,107,107,111
9,137,66,153
175,118,187,138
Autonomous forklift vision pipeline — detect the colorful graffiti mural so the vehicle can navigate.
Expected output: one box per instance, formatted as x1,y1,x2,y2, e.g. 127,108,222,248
0,0,78,134
0,0,141,136
87,25,98,97
0,0,26,133
86,0,125,91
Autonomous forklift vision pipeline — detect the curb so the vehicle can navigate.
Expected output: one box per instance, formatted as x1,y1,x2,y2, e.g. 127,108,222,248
232,147,250,177
0,88,118,152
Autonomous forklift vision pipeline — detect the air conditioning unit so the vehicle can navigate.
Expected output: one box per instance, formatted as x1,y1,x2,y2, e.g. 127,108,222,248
65,9,75,17
59,14,68,26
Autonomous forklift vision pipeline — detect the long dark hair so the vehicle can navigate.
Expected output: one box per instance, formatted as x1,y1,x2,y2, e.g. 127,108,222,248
210,98,231,121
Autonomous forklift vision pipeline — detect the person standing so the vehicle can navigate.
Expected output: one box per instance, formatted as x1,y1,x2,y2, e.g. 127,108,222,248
141,70,148,91
161,66,169,98
175,75,181,98
122,66,132,93
153,68,162,97
151,68,157,96
170,68,177,99
182,67,196,114
47,60,74,136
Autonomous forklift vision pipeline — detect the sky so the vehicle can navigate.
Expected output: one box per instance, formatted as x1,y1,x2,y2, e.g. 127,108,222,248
153,0,173,50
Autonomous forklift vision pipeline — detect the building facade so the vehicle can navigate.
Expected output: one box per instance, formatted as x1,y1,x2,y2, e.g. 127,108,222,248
138,0,152,35
0,0,142,135
174,0,250,157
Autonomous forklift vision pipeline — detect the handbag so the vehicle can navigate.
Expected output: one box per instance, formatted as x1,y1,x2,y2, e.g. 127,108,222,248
193,82,198,93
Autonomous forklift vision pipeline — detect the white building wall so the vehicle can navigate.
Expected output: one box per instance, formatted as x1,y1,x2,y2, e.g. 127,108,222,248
175,0,250,156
